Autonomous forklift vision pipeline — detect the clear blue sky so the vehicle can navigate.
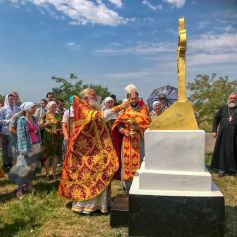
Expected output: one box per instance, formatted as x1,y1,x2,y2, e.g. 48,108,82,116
0,0,237,102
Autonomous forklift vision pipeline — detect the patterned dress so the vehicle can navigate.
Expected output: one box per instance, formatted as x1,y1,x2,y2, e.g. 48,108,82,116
42,112,63,157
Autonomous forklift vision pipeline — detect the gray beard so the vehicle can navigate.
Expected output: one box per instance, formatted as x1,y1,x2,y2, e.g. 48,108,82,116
89,99,101,111
228,102,237,108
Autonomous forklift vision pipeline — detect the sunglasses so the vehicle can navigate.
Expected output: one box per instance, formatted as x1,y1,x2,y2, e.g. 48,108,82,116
159,98,166,100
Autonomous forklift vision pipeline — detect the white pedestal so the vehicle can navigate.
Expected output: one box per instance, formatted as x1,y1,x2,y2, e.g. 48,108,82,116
128,129,224,237
131,129,222,195
145,130,205,172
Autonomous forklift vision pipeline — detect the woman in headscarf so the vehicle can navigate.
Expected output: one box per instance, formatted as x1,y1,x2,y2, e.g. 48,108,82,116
40,101,63,181
101,97,118,130
101,97,114,111
16,102,41,199
0,93,20,171
12,91,22,107
150,101,162,120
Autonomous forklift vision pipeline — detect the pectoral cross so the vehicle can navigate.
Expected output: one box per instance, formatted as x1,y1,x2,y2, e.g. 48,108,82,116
228,116,233,122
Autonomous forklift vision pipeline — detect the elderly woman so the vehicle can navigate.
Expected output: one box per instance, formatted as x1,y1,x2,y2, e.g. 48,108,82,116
0,93,20,171
40,101,63,181
150,101,162,120
101,97,118,130
16,102,41,199
159,93,169,112
101,97,114,111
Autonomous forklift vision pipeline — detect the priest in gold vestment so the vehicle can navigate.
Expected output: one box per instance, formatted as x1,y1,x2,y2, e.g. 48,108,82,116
59,88,128,214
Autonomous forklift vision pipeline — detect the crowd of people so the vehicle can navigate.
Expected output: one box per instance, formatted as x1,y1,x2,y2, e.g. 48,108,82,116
0,87,236,214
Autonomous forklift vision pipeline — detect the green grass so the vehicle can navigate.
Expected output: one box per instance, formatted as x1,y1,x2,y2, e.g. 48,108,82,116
0,152,237,236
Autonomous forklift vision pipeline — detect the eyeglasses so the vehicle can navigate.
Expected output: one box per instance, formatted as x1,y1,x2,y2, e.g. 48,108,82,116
159,98,166,100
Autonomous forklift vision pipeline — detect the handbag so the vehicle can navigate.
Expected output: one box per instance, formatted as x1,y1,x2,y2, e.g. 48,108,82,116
8,154,31,185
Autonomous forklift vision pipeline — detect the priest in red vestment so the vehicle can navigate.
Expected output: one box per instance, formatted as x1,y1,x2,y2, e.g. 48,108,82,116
112,85,151,193
59,88,128,214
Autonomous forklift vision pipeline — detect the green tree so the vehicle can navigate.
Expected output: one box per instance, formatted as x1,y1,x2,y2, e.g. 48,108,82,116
188,74,237,131
0,94,5,104
51,74,110,106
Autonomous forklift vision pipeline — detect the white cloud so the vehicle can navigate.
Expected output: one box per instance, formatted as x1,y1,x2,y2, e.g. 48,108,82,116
105,70,151,79
142,0,162,11
67,41,80,50
67,42,75,47
8,0,127,26
189,33,237,54
108,0,123,8
94,31,237,67
94,42,176,55
163,0,186,8
187,32,237,66
197,21,209,30
188,53,237,66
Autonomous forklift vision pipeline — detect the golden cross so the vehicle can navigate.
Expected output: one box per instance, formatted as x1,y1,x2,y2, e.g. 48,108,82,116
177,17,187,102
149,17,199,130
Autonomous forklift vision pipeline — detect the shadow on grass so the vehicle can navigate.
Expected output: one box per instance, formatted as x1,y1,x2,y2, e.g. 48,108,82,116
0,176,10,187
33,179,60,194
0,178,60,203
0,218,41,237
0,189,16,203
225,205,237,237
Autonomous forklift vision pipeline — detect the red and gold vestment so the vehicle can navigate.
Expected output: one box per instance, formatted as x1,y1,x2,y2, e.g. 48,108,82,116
59,96,119,201
112,104,150,181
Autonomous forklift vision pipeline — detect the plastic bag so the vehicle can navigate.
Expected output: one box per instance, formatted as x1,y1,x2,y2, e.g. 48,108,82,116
8,154,31,185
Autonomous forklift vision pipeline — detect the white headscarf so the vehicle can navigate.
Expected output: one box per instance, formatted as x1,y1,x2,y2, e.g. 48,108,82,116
45,101,57,111
101,97,114,111
3,94,19,114
20,102,35,112
152,101,161,109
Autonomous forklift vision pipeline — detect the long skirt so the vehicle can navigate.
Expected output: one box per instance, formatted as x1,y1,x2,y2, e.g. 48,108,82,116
71,188,109,214
26,143,41,178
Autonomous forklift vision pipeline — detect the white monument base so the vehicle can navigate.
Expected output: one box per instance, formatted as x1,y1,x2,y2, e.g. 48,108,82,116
130,174,223,197
128,129,224,237
134,129,219,193
139,161,212,192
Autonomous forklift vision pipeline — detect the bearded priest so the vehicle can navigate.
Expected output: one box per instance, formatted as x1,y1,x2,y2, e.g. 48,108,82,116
112,85,151,194
59,88,128,214
211,92,237,177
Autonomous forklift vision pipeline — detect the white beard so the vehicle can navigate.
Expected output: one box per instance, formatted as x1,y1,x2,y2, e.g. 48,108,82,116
228,102,237,108
89,99,101,111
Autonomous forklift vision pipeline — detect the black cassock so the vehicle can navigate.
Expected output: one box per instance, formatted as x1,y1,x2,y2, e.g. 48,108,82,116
211,104,237,173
